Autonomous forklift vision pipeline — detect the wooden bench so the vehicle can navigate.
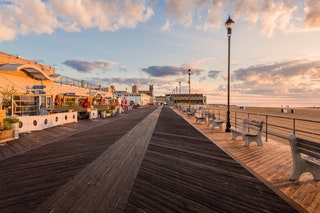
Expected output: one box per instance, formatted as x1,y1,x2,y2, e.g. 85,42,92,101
230,118,264,147
206,113,224,129
195,111,206,123
186,108,196,117
287,134,320,181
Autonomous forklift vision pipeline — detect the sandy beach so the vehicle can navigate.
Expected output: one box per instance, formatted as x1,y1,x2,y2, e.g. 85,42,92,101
206,105,320,121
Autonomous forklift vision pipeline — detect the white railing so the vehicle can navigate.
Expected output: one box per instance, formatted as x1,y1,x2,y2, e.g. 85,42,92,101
18,111,78,133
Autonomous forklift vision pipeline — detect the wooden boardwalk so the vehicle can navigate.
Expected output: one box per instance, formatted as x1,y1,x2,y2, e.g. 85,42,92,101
35,107,161,212
126,107,300,212
175,108,319,213
0,106,307,212
0,106,158,212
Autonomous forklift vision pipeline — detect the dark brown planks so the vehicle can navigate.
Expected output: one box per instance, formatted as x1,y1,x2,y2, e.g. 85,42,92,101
0,106,158,212
35,107,161,212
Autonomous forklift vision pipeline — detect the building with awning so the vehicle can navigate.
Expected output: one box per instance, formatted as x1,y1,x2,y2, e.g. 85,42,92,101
0,52,112,116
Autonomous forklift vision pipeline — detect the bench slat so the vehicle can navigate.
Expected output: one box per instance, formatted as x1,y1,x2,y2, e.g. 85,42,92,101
298,147,320,160
297,137,320,147
287,134,320,181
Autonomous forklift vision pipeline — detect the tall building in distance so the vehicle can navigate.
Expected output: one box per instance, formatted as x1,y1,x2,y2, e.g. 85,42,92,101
131,84,154,97
132,85,139,94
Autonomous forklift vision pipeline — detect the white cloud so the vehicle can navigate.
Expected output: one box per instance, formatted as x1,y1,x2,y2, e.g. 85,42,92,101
165,0,207,27
204,0,225,30
260,1,298,37
50,0,155,31
0,0,58,40
304,0,320,28
2,1,320,42
231,59,320,96
163,0,320,37
63,59,117,73
0,0,154,42
165,0,195,27
161,19,171,31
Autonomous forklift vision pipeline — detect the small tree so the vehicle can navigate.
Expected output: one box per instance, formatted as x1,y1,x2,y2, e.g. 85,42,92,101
0,86,17,114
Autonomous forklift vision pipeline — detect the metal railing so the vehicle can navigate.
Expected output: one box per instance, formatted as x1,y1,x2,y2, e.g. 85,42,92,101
212,108,320,143
175,104,320,143
55,75,107,91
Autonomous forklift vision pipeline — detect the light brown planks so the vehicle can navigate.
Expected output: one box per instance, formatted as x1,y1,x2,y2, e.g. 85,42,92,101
176,108,319,213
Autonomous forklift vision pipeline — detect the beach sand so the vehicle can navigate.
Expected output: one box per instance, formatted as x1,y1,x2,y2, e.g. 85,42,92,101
206,105,320,121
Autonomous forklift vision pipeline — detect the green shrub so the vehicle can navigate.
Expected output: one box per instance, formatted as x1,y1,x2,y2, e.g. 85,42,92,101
4,117,20,123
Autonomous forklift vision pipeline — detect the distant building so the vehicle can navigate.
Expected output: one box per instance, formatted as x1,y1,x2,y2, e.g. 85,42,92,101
115,93,153,106
155,96,166,104
165,93,206,105
114,84,155,106
139,84,154,97
132,85,139,94
131,84,154,97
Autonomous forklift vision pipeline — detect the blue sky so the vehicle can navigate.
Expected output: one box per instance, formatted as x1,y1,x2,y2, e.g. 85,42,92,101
1,0,320,107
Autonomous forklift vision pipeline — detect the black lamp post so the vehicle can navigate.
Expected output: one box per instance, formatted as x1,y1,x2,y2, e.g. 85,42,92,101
188,69,191,112
225,16,234,132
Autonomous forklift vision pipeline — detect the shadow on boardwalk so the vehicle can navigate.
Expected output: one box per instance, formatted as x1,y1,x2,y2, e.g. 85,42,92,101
0,106,301,212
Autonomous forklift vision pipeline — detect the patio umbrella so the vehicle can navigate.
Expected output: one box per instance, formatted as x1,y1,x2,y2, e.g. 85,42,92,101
54,95,60,105
115,97,119,106
82,97,89,108
61,96,65,106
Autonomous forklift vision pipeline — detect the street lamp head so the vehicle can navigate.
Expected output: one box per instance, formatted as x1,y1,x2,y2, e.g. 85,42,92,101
225,16,234,36
188,69,191,75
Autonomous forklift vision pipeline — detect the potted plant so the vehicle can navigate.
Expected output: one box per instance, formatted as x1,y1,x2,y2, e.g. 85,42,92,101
106,109,112,117
98,109,107,118
4,117,20,139
110,105,116,116
0,120,14,142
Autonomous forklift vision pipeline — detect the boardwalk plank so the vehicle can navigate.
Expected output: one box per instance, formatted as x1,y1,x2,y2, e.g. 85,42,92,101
176,107,311,213
0,106,158,212
126,107,298,212
0,106,309,212
34,107,161,212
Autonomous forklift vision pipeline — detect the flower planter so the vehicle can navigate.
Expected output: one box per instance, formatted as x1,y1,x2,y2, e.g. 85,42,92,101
99,111,106,118
10,123,19,139
0,129,14,143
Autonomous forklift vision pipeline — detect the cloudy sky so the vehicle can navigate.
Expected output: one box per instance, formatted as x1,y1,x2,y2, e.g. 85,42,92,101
1,0,320,107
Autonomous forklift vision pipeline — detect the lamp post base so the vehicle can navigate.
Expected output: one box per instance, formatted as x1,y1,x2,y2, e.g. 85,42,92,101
225,122,231,132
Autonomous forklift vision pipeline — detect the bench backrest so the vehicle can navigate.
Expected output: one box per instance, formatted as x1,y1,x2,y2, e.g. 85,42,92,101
207,113,219,120
187,108,196,114
241,118,264,133
212,113,218,120
195,110,206,117
288,135,320,160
